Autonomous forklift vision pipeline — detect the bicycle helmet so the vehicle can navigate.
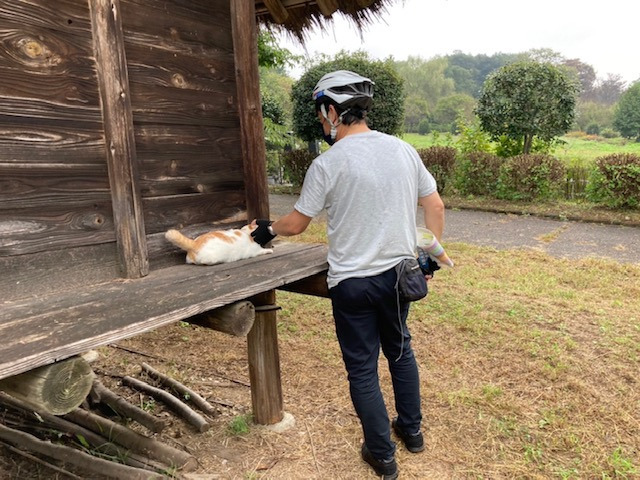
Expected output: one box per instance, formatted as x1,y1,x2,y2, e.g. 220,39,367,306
312,70,375,111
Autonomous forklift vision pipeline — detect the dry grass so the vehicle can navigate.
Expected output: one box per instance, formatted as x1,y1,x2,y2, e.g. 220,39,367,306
2,233,639,479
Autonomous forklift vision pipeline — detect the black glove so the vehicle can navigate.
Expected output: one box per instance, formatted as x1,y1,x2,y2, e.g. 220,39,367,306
251,219,276,247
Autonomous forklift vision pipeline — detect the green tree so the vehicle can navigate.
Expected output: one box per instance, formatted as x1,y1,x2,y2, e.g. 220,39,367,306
613,82,640,141
476,61,579,154
432,93,476,131
291,51,405,142
394,56,455,107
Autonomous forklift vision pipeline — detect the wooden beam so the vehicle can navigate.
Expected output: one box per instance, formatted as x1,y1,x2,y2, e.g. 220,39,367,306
89,0,149,278
189,301,256,337
263,0,289,23
231,0,270,221
277,271,329,298
316,0,340,17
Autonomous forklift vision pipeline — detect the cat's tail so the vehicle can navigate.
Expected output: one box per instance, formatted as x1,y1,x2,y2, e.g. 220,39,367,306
165,229,196,252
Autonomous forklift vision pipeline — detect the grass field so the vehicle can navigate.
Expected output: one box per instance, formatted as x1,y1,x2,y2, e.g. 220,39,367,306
403,132,640,167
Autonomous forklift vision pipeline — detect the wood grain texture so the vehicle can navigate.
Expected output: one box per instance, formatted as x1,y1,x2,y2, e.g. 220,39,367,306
231,0,270,220
90,0,148,278
0,242,328,380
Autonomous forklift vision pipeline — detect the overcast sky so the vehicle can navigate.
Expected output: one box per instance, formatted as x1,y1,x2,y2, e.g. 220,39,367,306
277,0,639,85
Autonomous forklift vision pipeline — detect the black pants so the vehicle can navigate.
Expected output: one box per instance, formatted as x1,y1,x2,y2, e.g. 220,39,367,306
329,267,422,460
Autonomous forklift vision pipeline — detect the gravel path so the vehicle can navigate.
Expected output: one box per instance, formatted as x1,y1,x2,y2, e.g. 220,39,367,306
269,194,640,264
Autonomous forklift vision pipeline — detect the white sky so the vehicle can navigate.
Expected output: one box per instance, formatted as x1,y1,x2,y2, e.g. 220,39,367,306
277,0,639,85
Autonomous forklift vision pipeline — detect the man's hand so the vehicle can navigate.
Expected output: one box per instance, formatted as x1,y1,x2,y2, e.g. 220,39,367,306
251,219,276,247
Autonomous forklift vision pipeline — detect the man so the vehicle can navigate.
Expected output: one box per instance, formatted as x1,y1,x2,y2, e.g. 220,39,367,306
252,70,445,479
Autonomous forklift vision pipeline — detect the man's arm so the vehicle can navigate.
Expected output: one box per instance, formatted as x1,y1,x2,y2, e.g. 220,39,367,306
271,209,313,236
419,191,445,241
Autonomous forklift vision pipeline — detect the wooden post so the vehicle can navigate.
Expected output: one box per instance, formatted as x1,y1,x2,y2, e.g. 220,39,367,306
90,0,149,279
230,0,270,221
231,0,283,426
247,291,283,425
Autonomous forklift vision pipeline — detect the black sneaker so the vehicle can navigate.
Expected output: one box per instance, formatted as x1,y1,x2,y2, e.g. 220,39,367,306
392,418,425,453
361,443,398,479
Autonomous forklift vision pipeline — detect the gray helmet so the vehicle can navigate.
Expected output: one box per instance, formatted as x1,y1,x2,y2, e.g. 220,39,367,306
312,70,375,111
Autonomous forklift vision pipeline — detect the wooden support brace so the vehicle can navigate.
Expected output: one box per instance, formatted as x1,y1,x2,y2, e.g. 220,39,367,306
189,301,256,337
247,291,283,425
316,0,340,17
278,271,329,298
263,0,289,23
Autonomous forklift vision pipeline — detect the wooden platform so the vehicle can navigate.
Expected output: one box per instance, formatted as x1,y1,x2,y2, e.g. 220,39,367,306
0,242,328,381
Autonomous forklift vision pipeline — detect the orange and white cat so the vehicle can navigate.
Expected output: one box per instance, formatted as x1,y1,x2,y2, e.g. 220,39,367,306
165,225,273,265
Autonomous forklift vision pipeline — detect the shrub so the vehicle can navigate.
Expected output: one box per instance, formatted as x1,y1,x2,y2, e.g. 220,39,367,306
496,154,566,201
454,151,504,196
417,118,431,135
281,149,316,187
601,128,619,139
587,154,640,208
585,122,601,135
417,146,457,193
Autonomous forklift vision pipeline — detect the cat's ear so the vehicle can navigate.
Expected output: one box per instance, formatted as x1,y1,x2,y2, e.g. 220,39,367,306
241,224,255,233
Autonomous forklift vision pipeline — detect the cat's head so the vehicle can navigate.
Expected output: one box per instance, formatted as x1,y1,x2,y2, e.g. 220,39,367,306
241,224,256,234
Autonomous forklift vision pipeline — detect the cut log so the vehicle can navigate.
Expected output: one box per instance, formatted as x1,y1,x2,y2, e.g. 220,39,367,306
189,300,255,336
0,423,165,480
64,408,197,472
122,376,210,433
0,392,167,472
0,357,94,415
141,363,217,415
91,380,166,433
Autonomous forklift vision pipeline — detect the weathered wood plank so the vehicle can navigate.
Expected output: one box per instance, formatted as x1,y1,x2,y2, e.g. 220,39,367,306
129,83,239,127
0,18,95,76
231,0,269,220
0,243,119,302
124,42,236,93
0,242,329,380
0,196,115,256
120,0,234,54
0,164,109,204
0,121,105,164
0,0,93,36
142,191,246,234
90,0,148,279
134,124,243,196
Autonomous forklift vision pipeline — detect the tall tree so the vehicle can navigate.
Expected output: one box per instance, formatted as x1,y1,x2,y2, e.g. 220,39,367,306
562,58,597,99
613,82,640,141
291,51,405,141
592,74,627,105
476,61,579,154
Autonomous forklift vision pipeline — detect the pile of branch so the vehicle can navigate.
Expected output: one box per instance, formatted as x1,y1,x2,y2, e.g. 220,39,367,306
0,362,221,478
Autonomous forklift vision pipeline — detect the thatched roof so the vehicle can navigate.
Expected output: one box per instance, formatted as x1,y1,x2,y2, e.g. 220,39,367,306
255,0,399,40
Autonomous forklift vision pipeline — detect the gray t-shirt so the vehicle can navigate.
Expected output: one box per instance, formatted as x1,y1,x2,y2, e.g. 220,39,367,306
294,130,437,288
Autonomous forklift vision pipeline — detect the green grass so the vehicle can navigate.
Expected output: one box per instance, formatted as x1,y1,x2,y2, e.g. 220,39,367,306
402,132,640,167
276,227,640,478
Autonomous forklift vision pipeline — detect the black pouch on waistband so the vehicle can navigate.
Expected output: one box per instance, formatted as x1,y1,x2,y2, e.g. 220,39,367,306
395,257,428,302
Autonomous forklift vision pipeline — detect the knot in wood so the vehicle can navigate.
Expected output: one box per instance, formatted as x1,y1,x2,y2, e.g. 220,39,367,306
171,73,186,88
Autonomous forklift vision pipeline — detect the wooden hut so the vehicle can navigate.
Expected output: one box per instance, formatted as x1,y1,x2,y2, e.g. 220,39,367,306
0,0,394,425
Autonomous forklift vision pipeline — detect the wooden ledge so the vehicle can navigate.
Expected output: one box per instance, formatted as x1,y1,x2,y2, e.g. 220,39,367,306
0,242,328,381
